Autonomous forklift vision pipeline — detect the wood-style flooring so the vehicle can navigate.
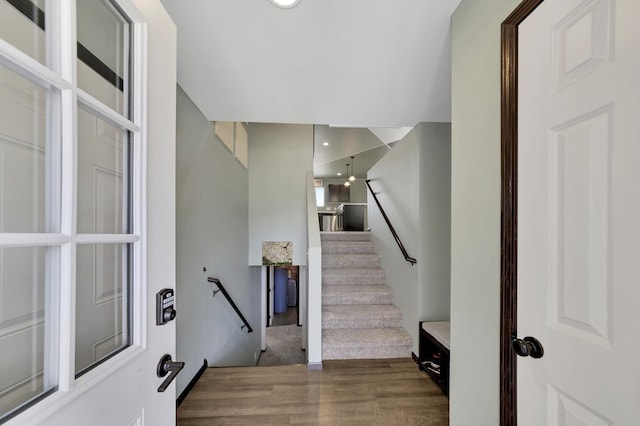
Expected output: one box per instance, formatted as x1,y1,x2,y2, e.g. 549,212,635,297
177,358,448,425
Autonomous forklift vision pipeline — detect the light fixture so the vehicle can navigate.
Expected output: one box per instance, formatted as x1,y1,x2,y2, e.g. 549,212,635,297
269,0,301,8
344,164,351,187
337,172,342,176
323,141,329,146
349,156,356,182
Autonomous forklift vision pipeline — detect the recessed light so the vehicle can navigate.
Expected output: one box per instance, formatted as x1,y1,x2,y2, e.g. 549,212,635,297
322,142,329,146
269,0,301,8
337,172,342,176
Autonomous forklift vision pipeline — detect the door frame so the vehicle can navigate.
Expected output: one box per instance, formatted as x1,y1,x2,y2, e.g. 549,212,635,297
500,1,545,425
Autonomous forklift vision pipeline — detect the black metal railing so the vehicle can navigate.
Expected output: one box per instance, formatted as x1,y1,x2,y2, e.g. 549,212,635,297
207,277,253,332
365,179,417,265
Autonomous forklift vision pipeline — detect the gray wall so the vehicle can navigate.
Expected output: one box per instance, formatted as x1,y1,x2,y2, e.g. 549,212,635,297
417,123,451,321
450,1,516,424
175,86,260,396
367,123,451,354
368,130,420,352
248,123,314,266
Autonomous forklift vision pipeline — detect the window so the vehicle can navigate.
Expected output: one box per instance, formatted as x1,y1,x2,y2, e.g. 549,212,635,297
0,0,144,421
315,187,325,207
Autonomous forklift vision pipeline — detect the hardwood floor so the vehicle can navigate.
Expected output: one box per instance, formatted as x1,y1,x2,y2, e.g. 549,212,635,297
177,358,448,425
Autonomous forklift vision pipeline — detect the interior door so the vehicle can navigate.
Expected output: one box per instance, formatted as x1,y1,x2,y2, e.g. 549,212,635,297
517,0,640,424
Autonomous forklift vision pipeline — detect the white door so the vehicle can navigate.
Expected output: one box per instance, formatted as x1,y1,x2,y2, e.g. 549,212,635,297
518,0,640,424
1,0,178,424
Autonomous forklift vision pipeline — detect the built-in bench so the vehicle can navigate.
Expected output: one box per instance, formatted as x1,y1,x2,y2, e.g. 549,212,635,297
418,321,450,395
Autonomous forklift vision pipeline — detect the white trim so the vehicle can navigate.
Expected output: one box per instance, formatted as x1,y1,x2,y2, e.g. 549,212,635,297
0,234,71,247
57,0,79,394
130,18,149,349
77,89,140,132
115,0,147,23
0,39,72,91
5,346,146,426
75,234,140,244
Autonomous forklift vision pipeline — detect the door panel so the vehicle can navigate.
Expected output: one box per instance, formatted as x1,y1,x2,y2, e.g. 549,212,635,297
518,0,640,424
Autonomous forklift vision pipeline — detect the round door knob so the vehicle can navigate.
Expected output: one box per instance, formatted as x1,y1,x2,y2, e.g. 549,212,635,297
512,336,544,358
164,309,176,322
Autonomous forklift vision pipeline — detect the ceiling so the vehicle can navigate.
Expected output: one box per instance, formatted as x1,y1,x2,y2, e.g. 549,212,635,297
313,126,393,179
159,0,462,127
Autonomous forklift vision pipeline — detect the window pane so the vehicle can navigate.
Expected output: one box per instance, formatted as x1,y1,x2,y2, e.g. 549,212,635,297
0,0,47,65
0,246,58,420
77,0,130,116
75,243,130,376
315,187,325,207
0,62,60,233
77,107,130,234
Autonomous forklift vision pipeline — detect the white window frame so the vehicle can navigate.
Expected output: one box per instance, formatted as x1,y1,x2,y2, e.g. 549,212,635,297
0,0,149,421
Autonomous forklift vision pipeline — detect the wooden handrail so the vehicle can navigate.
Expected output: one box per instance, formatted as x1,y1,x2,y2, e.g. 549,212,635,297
207,277,253,332
365,179,417,265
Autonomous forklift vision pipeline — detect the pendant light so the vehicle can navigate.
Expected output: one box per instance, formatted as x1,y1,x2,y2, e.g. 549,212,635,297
349,156,356,182
344,163,351,187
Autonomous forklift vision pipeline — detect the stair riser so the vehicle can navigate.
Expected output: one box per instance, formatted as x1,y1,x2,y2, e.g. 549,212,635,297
320,232,371,242
321,242,376,254
322,317,403,330
322,293,392,305
322,345,413,360
322,273,386,286
322,255,380,269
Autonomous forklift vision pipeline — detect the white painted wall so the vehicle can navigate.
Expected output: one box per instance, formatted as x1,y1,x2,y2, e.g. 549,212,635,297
248,123,314,266
367,124,451,354
417,122,451,321
450,1,517,424
305,172,322,367
367,130,420,352
175,86,260,396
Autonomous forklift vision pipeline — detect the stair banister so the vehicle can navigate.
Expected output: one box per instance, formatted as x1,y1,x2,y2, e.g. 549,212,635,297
207,277,253,332
365,179,417,265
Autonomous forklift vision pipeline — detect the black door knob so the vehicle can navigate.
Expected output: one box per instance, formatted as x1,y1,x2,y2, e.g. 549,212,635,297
163,308,176,322
512,336,544,358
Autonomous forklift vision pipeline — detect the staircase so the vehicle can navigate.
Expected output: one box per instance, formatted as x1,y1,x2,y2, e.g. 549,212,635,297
321,232,413,360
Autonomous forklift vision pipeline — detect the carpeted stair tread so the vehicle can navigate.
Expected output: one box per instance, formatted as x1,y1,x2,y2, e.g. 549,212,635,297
320,232,371,241
322,285,393,305
322,328,413,360
320,231,413,361
323,305,403,329
322,254,380,269
322,268,387,286
321,241,376,254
